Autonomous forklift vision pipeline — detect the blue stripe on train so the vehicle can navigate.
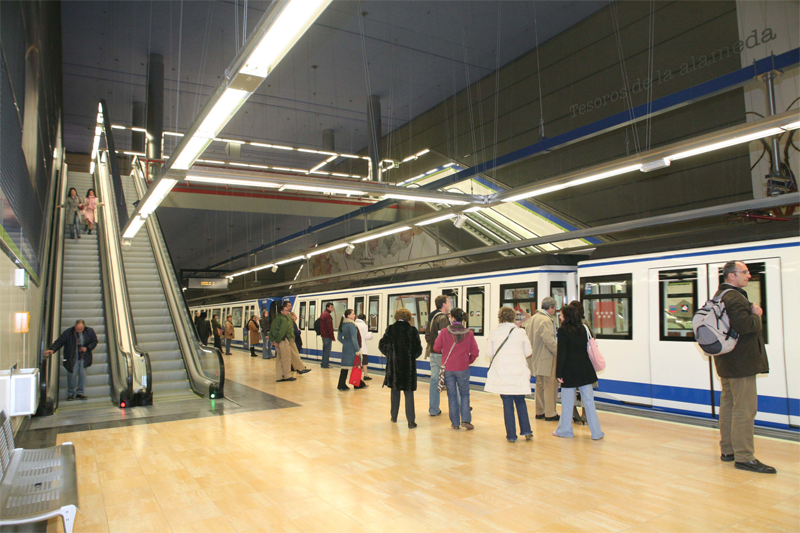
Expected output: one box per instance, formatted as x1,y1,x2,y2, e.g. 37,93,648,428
295,348,798,428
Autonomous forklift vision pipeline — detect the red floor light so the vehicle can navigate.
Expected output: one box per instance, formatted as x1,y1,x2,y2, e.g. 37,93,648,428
120,402,126,408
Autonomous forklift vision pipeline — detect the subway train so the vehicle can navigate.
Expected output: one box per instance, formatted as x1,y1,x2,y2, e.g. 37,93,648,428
190,222,799,431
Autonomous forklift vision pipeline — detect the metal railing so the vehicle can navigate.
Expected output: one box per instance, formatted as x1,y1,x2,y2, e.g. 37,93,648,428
131,161,224,398
37,161,68,416
95,156,152,406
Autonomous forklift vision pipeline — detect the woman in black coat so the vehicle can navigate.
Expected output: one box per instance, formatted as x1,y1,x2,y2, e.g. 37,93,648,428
552,305,604,440
379,308,423,428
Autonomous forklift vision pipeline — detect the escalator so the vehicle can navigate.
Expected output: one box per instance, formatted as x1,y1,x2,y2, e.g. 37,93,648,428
117,162,224,400
117,177,197,401
56,172,112,409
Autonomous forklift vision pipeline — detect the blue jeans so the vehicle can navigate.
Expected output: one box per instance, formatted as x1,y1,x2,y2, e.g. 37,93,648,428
321,337,332,368
444,370,471,426
262,339,274,359
68,212,80,239
501,395,532,441
225,338,232,354
67,358,86,395
554,384,604,440
429,353,442,415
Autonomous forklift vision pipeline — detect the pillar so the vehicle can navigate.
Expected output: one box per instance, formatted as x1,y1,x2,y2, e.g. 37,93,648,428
132,101,146,154
146,54,164,161
367,95,381,181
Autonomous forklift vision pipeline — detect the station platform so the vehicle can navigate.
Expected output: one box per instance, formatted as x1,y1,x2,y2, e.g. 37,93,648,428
11,349,799,533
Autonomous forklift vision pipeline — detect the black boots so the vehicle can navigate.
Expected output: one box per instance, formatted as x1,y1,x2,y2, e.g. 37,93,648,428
337,369,349,391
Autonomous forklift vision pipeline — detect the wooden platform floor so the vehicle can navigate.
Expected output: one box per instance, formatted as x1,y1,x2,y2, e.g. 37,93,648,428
37,350,800,533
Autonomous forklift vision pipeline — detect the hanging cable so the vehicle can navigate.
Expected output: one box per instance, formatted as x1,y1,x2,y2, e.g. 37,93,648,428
609,0,641,154
459,6,479,177
492,3,502,179
234,0,239,53
644,0,656,152
357,3,380,180
243,0,248,45
532,0,545,139
175,0,184,135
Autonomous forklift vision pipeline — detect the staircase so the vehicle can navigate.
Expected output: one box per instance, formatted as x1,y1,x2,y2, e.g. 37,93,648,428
118,175,195,401
58,172,111,410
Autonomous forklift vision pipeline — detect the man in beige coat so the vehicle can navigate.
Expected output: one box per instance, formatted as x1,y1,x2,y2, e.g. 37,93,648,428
525,297,559,420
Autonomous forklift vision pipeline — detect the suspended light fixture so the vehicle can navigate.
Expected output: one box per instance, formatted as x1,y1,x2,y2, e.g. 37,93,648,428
383,193,470,205
351,226,412,244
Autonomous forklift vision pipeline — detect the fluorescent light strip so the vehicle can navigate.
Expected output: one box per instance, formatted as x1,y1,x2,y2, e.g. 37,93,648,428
164,131,185,137
307,243,350,257
667,128,784,161
415,213,457,226
502,164,642,203
111,124,126,130
139,179,179,216
351,226,412,244
463,206,483,213
218,138,245,144
782,121,800,130
383,193,470,205
122,216,146,240
194,88,250,140
185,176,281,188
276,255,306,265
298,148,320,154
415,149,430,157
283,184,364,195
171,137,213,170
293,264,304,280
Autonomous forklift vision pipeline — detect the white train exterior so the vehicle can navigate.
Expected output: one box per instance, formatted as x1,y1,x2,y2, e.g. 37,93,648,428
190,226,799,431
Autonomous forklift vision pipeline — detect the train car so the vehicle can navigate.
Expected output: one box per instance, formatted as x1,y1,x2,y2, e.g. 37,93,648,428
190,221,798,430
190,296,291,351
577,222,799,430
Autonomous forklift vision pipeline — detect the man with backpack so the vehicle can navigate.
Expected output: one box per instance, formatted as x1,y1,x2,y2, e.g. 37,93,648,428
319,302,335,368
713,261,775,474
425,295,451,416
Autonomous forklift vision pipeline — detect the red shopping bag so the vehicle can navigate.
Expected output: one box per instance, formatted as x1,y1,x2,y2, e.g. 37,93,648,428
349,354,363,386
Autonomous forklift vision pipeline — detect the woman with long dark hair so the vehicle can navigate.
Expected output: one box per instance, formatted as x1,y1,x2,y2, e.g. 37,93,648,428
57,187,83,239
553,305,604,440
83,188,102,234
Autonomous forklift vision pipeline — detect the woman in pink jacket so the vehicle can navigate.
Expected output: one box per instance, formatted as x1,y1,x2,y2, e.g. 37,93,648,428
433,308,479,430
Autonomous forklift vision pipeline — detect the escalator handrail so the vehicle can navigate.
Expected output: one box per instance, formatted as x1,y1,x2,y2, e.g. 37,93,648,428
130,162,224,397
37,161,68,416
95,159,151,405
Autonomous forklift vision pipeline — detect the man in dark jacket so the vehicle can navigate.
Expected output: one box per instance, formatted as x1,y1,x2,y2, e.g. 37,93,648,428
197,312,211,346
44,319,98,401
714,261,775,474
320,302,335,368
425,295,451,416
259,309,274,359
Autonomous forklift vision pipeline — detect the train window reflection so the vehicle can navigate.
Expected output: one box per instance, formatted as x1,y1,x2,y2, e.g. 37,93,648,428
368,296,380,332
232,307,243,327
500,282,538,327
581,274,632,340
308,301,316,330
324,299,348,331
466,287,485,336
388,292,431,333
659,269,697,341
299,302,307,329
354,297,365,318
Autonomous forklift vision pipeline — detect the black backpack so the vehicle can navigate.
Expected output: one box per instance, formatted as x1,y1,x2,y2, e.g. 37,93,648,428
313,317,322,336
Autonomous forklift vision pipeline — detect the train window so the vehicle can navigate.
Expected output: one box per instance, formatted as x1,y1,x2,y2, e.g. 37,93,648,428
500,282,538,327
299,302,307,329
581,274,632,340
354,297,365,318
388,292,431,333
232,307,243,327
659,269,697,341
368,296,380,332
307,301,316,330
551,281,567,311
718,262,768,344
465,287,485,335
323,299,348,330
212,308,221,322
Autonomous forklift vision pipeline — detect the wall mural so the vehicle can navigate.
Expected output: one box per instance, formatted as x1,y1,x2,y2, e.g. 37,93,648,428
307,227,463,278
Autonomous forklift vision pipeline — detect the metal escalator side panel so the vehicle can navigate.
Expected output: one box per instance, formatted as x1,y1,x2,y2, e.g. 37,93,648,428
128,164,223,398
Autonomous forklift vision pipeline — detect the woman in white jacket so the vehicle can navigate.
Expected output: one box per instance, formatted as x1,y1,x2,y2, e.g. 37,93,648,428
355,314,374,381
485,307,534,442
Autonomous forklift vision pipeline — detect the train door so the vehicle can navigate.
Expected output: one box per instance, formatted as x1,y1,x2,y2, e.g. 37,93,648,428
648,265,713,417
708,259,789,428
242,304,254,350
307,300,319,361
298,301,308,355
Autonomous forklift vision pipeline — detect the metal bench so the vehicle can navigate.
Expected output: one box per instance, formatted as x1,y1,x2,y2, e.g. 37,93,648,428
0,410,79,533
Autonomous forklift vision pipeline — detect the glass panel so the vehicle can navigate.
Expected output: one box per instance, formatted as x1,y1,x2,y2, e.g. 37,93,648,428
368,296,380,332
212,308,221,322
584,278,630,296
442,288,459,310
718,262,768,344
466,287,485,335
232,307,243,327
500,282,538,327
584,298,631,338
354,297,365,317
299,302,307,330
550,282,567,311
323,299,348,331
388,292,431,333
308,301,317,330
659,269,697,341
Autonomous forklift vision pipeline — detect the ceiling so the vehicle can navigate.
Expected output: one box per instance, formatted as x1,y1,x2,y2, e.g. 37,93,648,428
61,0,606,165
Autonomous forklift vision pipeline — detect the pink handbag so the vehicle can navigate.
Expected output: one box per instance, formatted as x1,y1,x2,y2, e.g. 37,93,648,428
584,325,606,372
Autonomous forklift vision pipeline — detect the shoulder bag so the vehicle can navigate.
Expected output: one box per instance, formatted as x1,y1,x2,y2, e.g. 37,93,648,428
584,324,606,372
437,341,456,393
487,328,515,371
